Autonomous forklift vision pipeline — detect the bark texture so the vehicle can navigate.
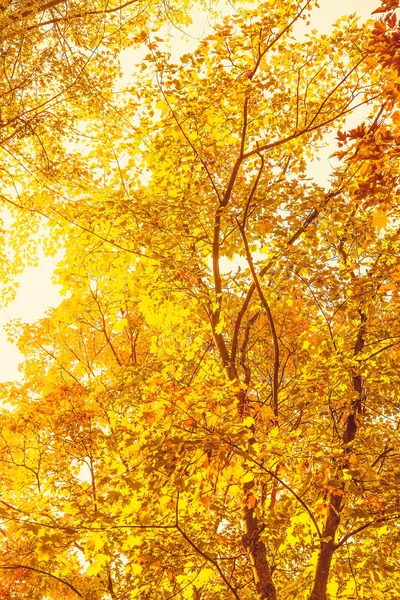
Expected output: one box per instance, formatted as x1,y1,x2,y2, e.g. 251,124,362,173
308,311,366,600
243,492,276,600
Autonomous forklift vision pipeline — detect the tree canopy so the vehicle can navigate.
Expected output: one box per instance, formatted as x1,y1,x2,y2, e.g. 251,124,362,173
0,0,400,599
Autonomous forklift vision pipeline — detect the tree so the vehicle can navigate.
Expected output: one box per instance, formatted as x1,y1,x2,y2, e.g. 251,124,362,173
0,0,400,599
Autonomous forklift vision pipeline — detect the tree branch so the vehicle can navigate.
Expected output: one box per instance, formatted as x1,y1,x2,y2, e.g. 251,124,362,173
236,219,280,417
175,494,241,600
0,564,83,597
334,514,400,550
27,0,141,30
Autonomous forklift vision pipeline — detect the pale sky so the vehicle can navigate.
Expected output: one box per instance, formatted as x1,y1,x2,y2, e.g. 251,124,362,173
0,0,380,383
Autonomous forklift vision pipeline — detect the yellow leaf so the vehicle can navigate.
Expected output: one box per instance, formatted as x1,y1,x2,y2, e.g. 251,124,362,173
295,512,310,525
232,463,244,479
214,320,225,334
372,210,388,232
342,469,352,481
124,535,143,549
36,542,53,561
86,532,106,552
327,578,338,597
130,563,143,576
228,484,240,496
113,318,127,332
197,568,214,584
155,100,167,111
261,405,275,420
87,553,109,576
343,579,356,595
122,497,141,516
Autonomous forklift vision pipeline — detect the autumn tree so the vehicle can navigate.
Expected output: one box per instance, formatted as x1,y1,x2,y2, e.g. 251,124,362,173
0,0,400,599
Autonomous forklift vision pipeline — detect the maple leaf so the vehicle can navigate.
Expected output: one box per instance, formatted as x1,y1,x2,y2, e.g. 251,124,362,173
372,209,389,231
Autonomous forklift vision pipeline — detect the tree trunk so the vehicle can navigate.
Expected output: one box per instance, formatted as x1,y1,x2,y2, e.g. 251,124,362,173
243,488,276,600
308,494,341,600
308,311,366,600
230,362,277,599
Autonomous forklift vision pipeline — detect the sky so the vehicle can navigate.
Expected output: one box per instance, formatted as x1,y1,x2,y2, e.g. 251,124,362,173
0,0,381,383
